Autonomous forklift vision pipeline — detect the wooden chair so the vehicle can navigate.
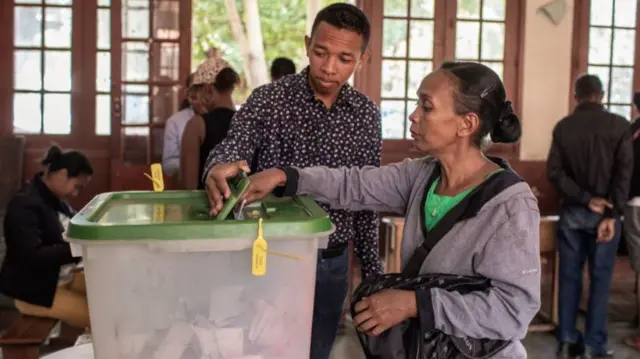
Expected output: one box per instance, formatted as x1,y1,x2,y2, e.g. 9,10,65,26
0,315,58,359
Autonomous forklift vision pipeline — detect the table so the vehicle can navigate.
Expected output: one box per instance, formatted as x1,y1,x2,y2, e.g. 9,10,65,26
42,343,94,359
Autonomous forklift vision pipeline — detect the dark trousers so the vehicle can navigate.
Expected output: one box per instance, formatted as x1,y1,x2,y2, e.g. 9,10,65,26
557,205,621,353
310,250,349,359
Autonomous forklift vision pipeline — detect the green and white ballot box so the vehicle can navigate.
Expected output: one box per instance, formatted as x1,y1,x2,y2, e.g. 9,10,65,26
67,184,334,359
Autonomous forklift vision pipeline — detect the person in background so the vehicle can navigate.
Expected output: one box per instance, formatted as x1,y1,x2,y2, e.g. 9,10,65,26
270,57,296,82
548,74,634,359
180,57,240,190
625,92,640,352
0,146,93,329
162,74,195,177
203,4,381,359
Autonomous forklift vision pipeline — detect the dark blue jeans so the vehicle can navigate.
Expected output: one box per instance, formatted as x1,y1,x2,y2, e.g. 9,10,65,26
310,250,349,359
557,205,621,353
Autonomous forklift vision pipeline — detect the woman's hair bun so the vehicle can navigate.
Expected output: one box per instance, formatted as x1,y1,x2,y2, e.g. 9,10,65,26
490,101,522,144
41,145,62,165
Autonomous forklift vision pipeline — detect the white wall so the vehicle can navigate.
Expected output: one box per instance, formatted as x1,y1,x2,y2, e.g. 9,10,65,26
520,0,576,160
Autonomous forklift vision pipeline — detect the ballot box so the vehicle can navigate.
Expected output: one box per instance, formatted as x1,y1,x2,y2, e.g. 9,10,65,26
67,187,334,359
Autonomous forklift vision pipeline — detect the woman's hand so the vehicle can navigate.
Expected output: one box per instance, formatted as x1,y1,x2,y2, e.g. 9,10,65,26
353,289,417,336
242,169,287,203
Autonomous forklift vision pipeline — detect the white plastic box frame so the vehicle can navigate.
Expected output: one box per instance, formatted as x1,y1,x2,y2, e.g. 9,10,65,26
70,234,331,359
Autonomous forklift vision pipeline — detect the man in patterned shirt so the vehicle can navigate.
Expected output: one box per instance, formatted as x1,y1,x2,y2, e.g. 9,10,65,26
203,3,382,359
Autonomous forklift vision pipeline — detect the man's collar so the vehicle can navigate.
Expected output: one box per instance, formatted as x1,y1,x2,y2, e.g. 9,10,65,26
294,66,359,108
574,102,604,112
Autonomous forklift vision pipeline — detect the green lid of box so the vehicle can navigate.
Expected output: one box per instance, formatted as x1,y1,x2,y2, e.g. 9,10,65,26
67,191,334,241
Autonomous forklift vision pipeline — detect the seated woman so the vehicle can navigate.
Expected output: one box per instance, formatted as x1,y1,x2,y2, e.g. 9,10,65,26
180,57,240,190
0,145,93,329
206,62,541,358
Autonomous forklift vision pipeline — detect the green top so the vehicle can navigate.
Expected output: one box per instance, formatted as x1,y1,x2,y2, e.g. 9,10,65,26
424,168,504,231
67,191,333,241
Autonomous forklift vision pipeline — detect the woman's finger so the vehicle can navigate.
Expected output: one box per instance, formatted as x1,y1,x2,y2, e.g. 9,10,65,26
353,310,373,327
368,323,388,337
354,299,370,314
357,317,378,332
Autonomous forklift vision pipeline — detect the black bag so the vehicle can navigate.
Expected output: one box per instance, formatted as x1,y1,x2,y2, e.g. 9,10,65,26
351,164,522,359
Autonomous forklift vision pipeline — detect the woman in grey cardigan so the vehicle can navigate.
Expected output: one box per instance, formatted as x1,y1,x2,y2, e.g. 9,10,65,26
208,62,541,358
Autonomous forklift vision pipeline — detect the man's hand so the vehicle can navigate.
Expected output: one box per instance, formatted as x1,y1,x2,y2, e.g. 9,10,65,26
242,169,287,204
588,197,613,215
204,161,251,215
352,289,417,336
597,218,616,243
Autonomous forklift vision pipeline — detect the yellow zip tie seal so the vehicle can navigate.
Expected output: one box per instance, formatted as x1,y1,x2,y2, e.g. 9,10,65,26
144,163,165,192
251,218,303,277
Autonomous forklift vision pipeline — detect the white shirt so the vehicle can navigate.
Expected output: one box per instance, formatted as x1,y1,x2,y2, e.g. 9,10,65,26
162,107,196,176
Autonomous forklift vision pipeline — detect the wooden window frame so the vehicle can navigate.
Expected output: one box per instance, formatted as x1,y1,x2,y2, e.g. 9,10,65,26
356,0,525,163
570,0,640,117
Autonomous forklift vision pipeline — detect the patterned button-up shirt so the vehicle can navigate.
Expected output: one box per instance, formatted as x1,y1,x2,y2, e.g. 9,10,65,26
204,67,383,277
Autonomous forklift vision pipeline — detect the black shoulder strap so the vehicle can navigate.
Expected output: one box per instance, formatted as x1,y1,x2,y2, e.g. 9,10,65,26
401,168,523,276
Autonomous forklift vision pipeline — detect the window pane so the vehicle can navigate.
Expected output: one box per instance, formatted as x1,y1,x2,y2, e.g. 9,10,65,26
456,21,480,59
383,20,407,57
482,0,505,21
124,95,149,124
407,61,431,99
125,84,149,93
482,61,504,80
457,0,480,19
43,94,71,134
609,105,631,120
98,9,111,50
481,22,505,60
45,7,72,48
97,52,111,92
590,0,613,26
123,7,149,38
14,50,42,91
612,29,636,66
98,0,111,5
384,0,407,17
13,93,42,134
153,1,179,39
152,42,180,81
151,86,180,124
610,67,634,104
123,42,149,81
15,7,42,47
381,60,407,98
588,27,612,64
380,101,406,139
587,65,610,97
405,100,415,138
614,0,637,27
409,20,433,59
16,0,41,3
96,94,111,135
45,0,72,4
410,0,434,18
44,51,71,91
123,127,149,164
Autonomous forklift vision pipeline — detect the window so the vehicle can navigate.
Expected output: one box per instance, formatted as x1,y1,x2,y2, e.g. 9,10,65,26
455,0,506,80
380,0,435,139
96,0,111,135
377,0,521,141
119,0,184,164
13,0,74,135
572,0,640,120
586,0,637,119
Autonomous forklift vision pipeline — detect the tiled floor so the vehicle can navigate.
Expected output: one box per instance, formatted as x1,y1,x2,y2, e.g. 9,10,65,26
330,319,640,359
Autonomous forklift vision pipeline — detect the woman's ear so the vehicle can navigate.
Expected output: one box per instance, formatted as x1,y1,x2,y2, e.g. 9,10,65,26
458,112,480,138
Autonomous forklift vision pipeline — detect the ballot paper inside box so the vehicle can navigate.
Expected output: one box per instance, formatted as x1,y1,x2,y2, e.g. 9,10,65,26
67,191,333,359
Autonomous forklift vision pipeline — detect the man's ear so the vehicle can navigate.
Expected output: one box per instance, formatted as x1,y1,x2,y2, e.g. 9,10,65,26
358,50,370,70
304,35,311,54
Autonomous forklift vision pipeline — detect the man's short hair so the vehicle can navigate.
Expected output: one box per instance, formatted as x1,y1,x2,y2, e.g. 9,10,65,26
270,58,296,80
310,3,371,52
634,91,640,111
574,74,604,100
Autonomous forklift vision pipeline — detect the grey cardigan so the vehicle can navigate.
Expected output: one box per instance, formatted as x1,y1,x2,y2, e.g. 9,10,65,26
288,157,541,359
